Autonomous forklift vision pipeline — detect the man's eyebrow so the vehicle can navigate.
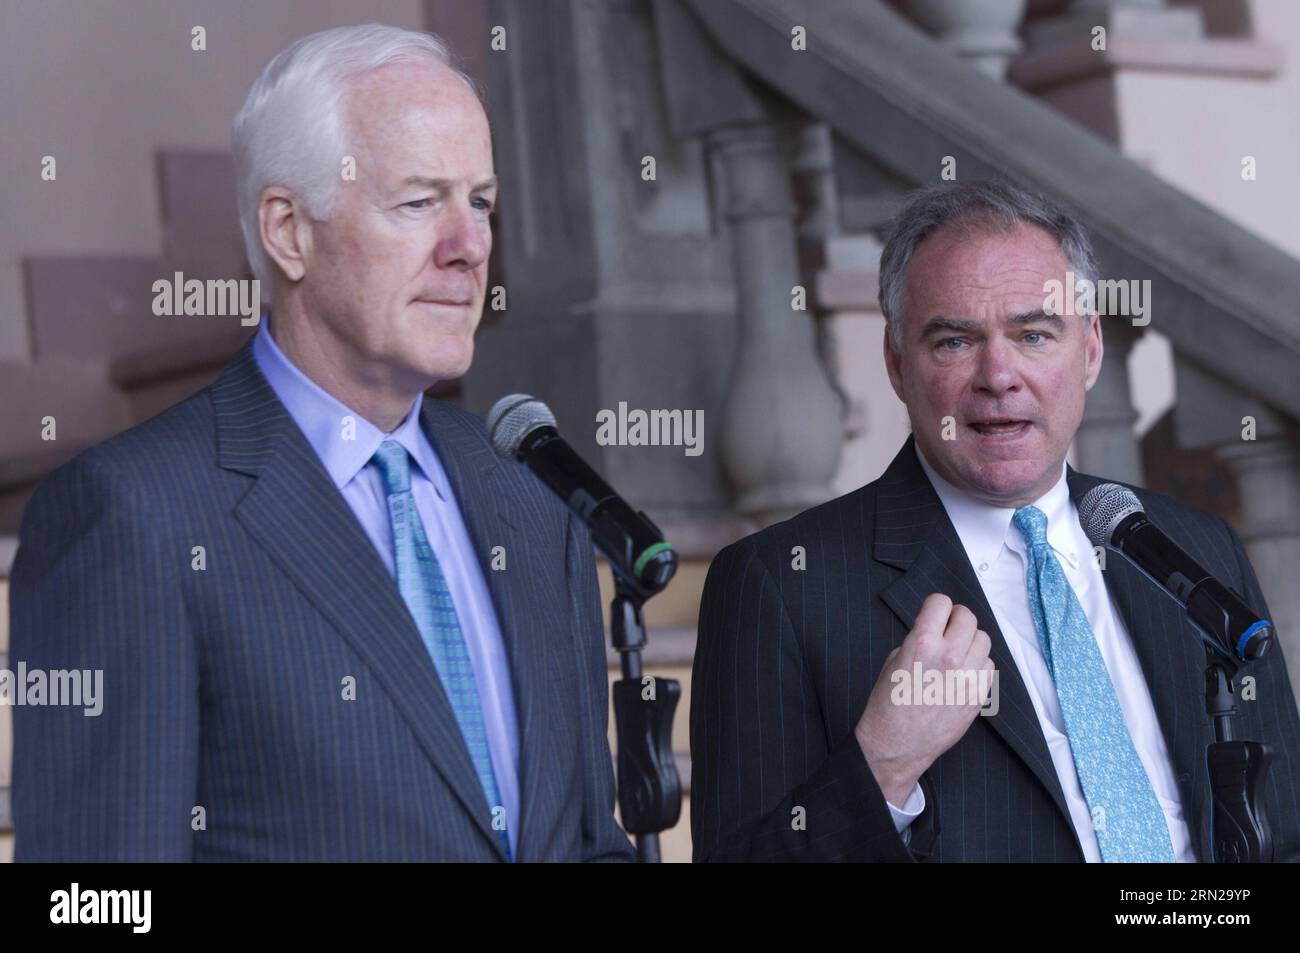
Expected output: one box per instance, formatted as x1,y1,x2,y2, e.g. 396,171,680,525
918,310,1067,340
918,316,979,339
1009,309,1066,330
397,174,498,191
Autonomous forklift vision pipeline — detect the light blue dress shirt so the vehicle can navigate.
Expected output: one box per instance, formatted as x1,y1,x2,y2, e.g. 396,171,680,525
252,318,521,855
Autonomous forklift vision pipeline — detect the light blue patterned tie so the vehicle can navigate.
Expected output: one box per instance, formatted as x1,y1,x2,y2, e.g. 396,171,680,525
372,440,511,859
1013,505,1174,863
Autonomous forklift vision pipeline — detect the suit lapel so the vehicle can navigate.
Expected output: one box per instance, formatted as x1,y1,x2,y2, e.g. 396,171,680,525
874,436,1082,855
418,399,556,863
1066,467,1213,861
211,342,507,858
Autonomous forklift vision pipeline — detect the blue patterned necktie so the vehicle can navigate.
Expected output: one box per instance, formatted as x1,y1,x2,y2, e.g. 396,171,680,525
371,440,511,859
1013,505,1174,863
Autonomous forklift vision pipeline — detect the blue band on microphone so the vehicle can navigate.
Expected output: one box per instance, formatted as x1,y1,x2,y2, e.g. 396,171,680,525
1237,620,1270,659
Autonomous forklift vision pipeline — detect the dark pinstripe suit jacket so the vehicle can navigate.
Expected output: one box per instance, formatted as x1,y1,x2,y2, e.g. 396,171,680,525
11,341,634,862
691,435,1300,862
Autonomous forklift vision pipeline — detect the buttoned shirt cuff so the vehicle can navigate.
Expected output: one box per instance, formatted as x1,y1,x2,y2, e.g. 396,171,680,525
886,781,926,836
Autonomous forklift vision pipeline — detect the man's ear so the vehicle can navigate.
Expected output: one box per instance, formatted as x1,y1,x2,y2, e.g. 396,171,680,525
883,326,905,402
1082,312,1104,392
258,186,311,283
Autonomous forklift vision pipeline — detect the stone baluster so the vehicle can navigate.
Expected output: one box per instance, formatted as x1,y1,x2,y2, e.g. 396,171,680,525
1075,317,1145,485
708,122,843,525
900,0,1030,80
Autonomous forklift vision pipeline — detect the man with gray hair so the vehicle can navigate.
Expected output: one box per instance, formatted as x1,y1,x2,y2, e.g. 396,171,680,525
12,24,633,862
691,180,1300,862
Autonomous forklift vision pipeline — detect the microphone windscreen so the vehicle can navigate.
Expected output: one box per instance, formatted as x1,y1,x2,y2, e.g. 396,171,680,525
1078,482,1144,547
487,394,557,459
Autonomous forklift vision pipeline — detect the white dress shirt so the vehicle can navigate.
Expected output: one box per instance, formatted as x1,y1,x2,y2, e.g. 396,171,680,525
884,442,1194,862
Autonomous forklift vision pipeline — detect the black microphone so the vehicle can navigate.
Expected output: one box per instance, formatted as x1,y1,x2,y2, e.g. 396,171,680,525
1078,483,1272,662
487,394,677,596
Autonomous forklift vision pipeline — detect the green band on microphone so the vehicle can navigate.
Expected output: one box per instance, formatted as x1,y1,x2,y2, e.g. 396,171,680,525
633,541,674,578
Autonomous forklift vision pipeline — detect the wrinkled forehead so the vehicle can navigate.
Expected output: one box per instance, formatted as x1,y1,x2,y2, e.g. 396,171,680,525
905,220,1071,322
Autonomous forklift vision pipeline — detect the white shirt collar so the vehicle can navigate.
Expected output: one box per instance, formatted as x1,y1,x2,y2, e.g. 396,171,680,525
913,440,1081,572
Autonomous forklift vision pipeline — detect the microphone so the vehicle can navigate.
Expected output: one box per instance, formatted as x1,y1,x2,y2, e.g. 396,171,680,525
487,394,677,596
1078,483,1272,662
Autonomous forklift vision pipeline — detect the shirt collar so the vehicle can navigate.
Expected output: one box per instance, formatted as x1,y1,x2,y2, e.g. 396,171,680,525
914,440,1080,572
251,314,448,499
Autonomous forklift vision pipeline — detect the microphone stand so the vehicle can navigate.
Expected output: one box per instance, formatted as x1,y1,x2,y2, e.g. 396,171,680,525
1081,486,1277,862
609,577,682,863
1204,648,1273,861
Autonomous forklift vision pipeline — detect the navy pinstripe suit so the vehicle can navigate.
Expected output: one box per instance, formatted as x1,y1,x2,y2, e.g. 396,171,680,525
10,342,634,862
691,435,1300,862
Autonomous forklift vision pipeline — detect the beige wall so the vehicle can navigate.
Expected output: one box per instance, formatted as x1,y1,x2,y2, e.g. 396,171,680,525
1118,1,1300,261
1116,0,1300,436
0,0,427,363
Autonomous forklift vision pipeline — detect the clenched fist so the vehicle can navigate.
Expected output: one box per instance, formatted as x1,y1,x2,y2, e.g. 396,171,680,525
854,593,996,805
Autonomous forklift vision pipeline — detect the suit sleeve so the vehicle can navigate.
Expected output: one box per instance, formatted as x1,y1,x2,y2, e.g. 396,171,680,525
565,513,636,862
9,455,199,861
690,538,922,861
1219,517,1300,863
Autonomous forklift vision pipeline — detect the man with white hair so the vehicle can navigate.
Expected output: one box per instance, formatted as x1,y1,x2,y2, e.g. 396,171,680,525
11,24,634,862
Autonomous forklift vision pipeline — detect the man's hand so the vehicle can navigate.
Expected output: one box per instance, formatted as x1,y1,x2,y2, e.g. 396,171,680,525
854,593,995,805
